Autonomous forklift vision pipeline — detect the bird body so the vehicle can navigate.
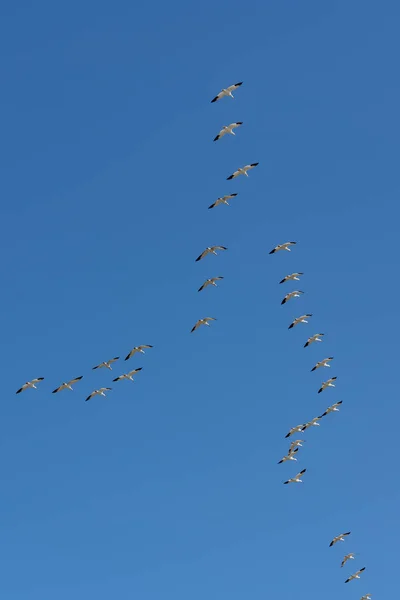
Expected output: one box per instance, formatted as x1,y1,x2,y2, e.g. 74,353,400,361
318,377,337,394
345,567,366,584
304,333,324,348
330,531,351,547
92,357,119,371
16,378,44,394
211,82,243,103
113,368,142,382
208,194,237,209
311,357,334,371
289,439,305,451
283,468,306,484
195,246,227,262
198,276,224,292
125,345,153,361
285,424,305,438
280,272,304,284
269,241,297,254
341,553,356,568
319,400,343,418
85,387,112,402
214,122,243,141
288,314,312,329
191,317,216,333
227,163,259,180
360,595,372,600
301,417,321,431
52,376,83,394
281,290,304,305
278,447,299,464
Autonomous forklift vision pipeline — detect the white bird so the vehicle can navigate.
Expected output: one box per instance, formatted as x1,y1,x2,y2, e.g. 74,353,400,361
198,276,224,292
214,122,243,141
304,333,324,348
85,387,112,402
285,424,305,439
289,439,305,451
301,417,321,431
269,241,297,255
52,376,83,394
125,345,153,361
281,290,304,305
318,376,337,394
341,553,356,568
227,162,259,180
288,314,312,329
208,193,237,209
191,317,216,333
319,400,343,418
16,377,44,395
283,468,306,485
330,531,351,547
311,357,334,371
92,357,119,371
113,368,142,382
195,246,227,262
211,82,243,103
278,447,299,464
360,595,372,600
345,567,366,584
279,272,304,284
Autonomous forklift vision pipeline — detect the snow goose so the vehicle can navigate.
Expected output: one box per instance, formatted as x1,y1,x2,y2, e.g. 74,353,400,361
289,439,305,451
278,447,299,464
304,333,324,348
214,122,243,141
85,387,112,402
195,246,227,262
113,368,142,382
281,290,304,305
311,357,334,371
269,241,297,255
285,424,305,438
208,194,237,209
330,531,351,547
345,567,366,584
191,317,216,333
341,553,356,568
227,162,259,180
52,376,83,394
288,314,312,329
279,272,304,284
319,400,342,418
318,376,337,394
283,468,306,485
211,82,243,103
16,377,44,394
92,357,119,371
360,595,372,600
198,276,224,292
125,345,153,361
301,417,321,431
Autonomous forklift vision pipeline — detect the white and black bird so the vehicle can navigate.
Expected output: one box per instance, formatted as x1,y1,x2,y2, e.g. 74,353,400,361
125,345,153,361
269,241,297,255
330,531,351,547
208,193,237,209
52,376,83,394
16,377,44,394
198,276,224,292
227,162,259,180
195,246,227,262
191,317,216,333
360,595,372,600
281,290,304,305
285,424,305,438
341,553,356,568
113,368,142,382
319,400,343,418
211,82,243,103
85,387,112,402
92,357,119,371
214,122,243,141
283,468,306,485
304,333,324,348
289,439,305,451
301,417,321,431
311,357,334,371
345,567,366,584
279,272,304,284
278,447,299,464
288,314,312,329
318,376,337,394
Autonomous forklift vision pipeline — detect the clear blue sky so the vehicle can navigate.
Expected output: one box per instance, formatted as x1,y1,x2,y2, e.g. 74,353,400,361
0,1,398,598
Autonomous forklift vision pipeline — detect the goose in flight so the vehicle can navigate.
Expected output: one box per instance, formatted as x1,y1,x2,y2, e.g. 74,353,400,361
301,417,321,431
341,553,356,568
195,246,227,262
269,241,297,255
125,345,153,361
288,314,312,329
52,376,83,394
318,376,337,394
113,368,142,382
211,81,243,103
208,193,237,209
278,447,299,464
283,468,306,485
330,531,351,547
92,357,119,371
289,439,305,451
311,357,334,371
360,595,372,600
16,377,44,394
85,387,112,402
319,400,343,418
191,317,216,333
280,272,304,284
281,290,304,305
198,276,224,292
345,567,366,584
214,122,243,141
304,333,324,348
227,162,259,180
285,424,305,438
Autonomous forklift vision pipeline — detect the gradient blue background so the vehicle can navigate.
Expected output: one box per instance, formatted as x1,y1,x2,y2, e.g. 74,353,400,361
0,1,398,598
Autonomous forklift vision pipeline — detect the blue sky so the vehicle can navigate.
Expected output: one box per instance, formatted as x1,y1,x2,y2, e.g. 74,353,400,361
0,0,398,597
